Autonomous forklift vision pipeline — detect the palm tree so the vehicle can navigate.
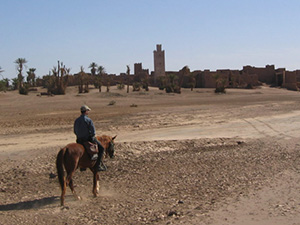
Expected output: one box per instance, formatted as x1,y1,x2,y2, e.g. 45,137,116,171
14,58,27,89
189,73,196,91
46,61,70,95
0,67,8,92
0,66,4,77
97,65,105,76
3,78,9,88
89,62,98,88
213,73,226,93
26,68,36,87
78,66,87,93
165,73,181,94
126,65,130,93
11,78,18,90
0,67,8,87
89,62,98,76
106,75,111,92
158,76,166,90
97,66,105,92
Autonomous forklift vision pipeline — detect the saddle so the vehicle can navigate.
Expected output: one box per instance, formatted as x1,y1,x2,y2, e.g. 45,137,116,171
82,141,98,158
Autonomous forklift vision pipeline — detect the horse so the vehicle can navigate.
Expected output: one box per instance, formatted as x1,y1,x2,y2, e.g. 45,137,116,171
56,135,116,206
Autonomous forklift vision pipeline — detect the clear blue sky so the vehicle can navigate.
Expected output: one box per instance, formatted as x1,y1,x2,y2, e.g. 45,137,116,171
1,0,300,80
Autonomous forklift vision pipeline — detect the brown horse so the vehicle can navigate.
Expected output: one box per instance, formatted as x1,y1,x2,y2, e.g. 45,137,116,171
56,135,116,206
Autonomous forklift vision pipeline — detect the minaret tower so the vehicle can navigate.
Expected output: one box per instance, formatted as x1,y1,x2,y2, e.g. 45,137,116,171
153,44,165,84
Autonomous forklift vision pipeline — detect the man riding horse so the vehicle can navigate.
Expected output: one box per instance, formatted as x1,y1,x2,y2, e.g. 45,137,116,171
74,105,106,171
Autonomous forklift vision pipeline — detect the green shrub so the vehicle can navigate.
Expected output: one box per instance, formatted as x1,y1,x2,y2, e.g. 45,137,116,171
117,83,125,90
108,100,116,106
19,84,29,95
0,80,7,92
164,74,181,94
132,82,141,92
215,86,226,93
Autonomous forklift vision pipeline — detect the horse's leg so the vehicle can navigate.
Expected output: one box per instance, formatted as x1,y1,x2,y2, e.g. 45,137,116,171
92,171,100,197
57,149,67,206
61,179,67,206
68,178,81,200
66,159,81,201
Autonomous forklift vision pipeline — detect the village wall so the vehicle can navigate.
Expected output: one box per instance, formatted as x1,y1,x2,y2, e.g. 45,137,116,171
243,65,275,84
283,71,298,91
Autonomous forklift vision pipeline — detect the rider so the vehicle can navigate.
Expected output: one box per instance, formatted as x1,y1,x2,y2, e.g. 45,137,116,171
74,105,106,171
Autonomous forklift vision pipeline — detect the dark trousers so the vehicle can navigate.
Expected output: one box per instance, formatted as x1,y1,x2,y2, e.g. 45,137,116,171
92,137,105,160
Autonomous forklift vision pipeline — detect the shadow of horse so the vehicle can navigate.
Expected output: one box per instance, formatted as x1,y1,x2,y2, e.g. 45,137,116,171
0,196,60,211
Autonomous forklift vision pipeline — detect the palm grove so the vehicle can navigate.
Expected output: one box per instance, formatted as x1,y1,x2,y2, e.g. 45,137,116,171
0,59,114,95
0,59,209,95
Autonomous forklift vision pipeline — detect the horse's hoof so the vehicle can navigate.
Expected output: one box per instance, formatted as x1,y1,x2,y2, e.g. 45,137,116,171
77,196,82,200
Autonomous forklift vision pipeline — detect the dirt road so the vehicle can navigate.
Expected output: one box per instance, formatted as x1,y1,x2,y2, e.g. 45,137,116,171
2,108,300,155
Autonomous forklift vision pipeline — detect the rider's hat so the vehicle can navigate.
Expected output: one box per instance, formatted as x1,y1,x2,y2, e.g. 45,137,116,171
80,105,91,112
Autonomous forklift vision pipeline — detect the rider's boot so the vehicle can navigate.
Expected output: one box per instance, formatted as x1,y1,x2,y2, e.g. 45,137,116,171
95,159,107,171
99,160,107,171
95,150,106,171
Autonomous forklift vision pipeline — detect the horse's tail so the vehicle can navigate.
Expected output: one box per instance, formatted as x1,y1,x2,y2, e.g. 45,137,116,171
56,147,67,193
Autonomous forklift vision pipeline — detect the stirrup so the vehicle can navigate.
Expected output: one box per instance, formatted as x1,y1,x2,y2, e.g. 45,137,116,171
97,162,107,171
101,161,107,170
91,154,98,161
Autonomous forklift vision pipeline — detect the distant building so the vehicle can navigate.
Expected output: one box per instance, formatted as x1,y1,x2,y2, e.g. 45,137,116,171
243,65,275,84
90,44,300,91
134,63,149,82
153,44,165,84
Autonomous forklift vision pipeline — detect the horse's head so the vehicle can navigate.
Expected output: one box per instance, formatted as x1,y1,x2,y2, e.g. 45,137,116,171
97,135,117,159
106,135,117,159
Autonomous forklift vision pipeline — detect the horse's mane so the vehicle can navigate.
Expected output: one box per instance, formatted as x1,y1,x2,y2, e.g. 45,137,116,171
97,135,113,149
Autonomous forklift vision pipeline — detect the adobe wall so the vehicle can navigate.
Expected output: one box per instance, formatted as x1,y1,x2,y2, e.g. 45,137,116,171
296,70,300,82
239,73,259,87
202,71,217,88
192,71,202,88
134,63,149,82
283,71,298,91
243,65,275,84
134,63,143,75
193,69,260,88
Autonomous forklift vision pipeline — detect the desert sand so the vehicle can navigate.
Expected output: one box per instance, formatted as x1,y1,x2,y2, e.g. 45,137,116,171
0,85,300,224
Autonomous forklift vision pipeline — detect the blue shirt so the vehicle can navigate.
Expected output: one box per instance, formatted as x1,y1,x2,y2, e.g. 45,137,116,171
74,114,96,141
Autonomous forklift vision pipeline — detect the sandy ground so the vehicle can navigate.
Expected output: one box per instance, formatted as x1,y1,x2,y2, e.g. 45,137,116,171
0,85,300,224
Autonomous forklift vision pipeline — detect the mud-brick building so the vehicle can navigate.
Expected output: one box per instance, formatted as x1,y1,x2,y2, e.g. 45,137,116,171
134,63,149,82
297,70,300,83
130,45,300,91
191,69,259,89
242,65,275,84
275,68,299,91
239,73,259,87
242,65,300,90
284,71,298,90
153,44,165,84
195,70,217,88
